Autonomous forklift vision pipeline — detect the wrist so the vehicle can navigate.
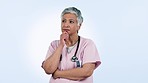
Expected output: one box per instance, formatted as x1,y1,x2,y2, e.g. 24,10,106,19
53,69,61,78
59,43,64,48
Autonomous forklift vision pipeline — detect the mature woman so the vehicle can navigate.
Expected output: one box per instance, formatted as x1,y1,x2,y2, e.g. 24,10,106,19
42,7,101,83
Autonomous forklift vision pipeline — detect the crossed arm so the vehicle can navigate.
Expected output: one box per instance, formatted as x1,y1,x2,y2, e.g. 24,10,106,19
42,56,95,81
52,63,95,81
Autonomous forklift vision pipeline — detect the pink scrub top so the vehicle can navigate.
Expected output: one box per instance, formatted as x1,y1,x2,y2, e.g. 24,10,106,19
45,36,101,83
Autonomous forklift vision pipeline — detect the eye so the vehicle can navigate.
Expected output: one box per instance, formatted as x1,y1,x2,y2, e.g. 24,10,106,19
70,20,74,24
62,19,66,23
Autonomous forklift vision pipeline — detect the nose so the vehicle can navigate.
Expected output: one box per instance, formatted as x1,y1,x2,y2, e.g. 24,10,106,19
63,21,69,28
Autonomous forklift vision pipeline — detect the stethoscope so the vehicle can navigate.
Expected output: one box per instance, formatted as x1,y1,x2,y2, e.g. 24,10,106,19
71,35,80,62
60,36,80,62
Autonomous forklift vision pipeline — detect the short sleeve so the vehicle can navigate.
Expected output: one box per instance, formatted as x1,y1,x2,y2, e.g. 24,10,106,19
82,40,101,69
45,40,58,60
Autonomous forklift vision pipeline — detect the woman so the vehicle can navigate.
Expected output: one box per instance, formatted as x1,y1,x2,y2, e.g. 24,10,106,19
42,7,101,83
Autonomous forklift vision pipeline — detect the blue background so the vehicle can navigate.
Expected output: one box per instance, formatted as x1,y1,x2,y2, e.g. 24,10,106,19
0,0,148,83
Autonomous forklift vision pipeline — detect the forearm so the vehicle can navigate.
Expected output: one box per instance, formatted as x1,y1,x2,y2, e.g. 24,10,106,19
42,44,64,74
54,64,95,80
58,68,89,80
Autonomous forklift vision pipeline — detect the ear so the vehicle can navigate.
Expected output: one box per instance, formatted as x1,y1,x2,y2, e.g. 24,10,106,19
77,24,82,33
78,24,82,30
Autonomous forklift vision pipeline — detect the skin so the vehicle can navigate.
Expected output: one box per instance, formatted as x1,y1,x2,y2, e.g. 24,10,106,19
42,13,95,81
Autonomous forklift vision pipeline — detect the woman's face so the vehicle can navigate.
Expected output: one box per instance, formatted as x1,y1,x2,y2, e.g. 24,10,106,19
61,13,80,35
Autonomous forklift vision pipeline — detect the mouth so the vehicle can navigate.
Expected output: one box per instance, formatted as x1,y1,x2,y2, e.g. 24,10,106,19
62,29,70,32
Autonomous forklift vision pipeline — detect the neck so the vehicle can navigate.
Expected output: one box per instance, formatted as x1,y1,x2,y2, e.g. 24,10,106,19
65,34,79,47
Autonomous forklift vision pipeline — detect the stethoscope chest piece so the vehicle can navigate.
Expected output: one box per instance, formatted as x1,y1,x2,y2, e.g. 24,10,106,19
71,56,78,62
71,55,82,67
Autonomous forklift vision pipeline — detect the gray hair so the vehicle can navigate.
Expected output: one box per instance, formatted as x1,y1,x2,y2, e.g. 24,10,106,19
61,7,83,26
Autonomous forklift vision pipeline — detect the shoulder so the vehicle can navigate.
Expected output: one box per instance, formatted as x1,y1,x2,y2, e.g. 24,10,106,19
49,40,60,48
50,40,60,44
80,36,95,45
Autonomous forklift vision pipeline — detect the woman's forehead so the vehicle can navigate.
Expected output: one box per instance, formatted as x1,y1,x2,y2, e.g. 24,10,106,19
62,13,77,19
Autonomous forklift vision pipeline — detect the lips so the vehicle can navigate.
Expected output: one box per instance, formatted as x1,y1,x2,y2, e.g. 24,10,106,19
63,29,70,32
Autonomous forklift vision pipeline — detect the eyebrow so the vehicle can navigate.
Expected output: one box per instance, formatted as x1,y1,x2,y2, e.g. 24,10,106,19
62,18,76,21
69,19,75,21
